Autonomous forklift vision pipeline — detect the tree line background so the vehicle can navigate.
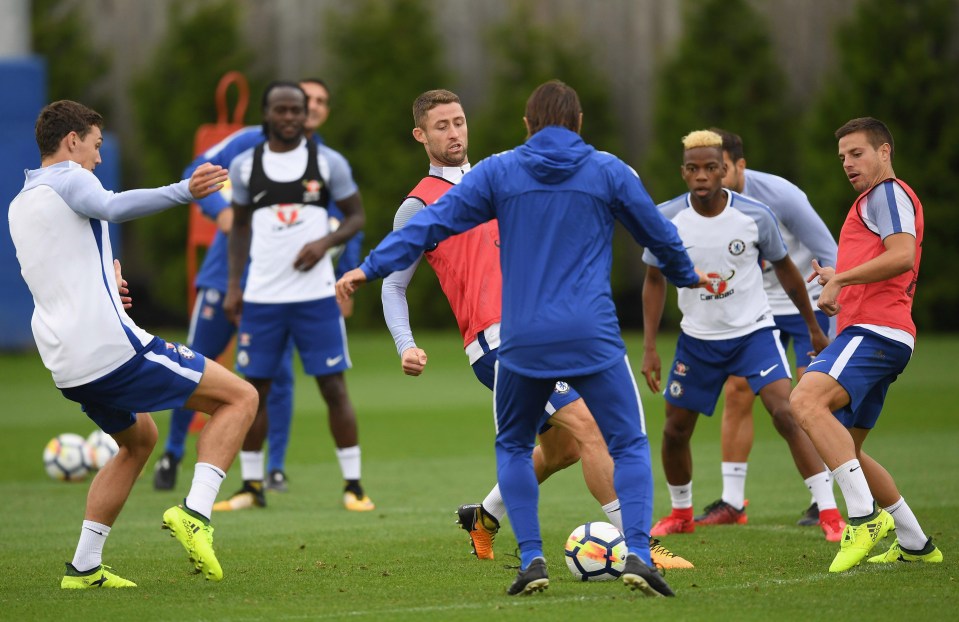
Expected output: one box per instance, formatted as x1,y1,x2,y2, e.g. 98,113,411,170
31,0,959,332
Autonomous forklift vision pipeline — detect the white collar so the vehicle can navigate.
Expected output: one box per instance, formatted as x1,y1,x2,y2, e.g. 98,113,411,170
428,162,471,184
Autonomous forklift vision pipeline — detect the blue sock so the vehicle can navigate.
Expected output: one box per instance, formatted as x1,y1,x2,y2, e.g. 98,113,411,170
520,550,544,570
165,407,194,460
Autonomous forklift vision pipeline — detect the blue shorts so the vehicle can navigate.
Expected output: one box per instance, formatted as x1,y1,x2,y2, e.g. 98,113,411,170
237,297,350,378
773,310,830,368
188,288,236,357
60,337,207,434
804,326,912,429
665,328,791,416
472,349,580,432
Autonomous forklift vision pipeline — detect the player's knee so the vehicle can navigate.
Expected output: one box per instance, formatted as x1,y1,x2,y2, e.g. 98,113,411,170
768,403,799,436
318,374,349,405
118,415,158,462
544,442,580,471
788,386,819,429
232,380,259,425
662,420,691,446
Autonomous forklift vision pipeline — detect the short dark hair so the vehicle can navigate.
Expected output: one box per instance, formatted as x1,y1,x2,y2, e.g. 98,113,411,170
35,100,103,159
524,80,581,137
300,77,330,103
709,127,745,162
835,117,895,160
260,80,307,133
412,89,461,129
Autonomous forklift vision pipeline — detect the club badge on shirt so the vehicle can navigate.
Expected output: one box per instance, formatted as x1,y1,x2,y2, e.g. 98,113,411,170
303,179,323,202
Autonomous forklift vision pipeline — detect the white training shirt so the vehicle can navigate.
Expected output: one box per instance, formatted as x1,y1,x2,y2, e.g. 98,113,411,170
8,161,193,387
229,138,358,303
741,169,838,316
644,189,788,340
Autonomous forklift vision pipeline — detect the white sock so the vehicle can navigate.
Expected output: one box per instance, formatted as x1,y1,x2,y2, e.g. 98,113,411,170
335,446,361,480
185,462,225,520
72,520,111,572
720,462,748,509
668,481,693,510
804,470,838,511
831,459,874,518
884,497,928,551
239,451,265,482
602,499,623,532
482,484,507,522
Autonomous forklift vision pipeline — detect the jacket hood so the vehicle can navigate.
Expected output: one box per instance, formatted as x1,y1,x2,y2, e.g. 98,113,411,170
516,126,594,184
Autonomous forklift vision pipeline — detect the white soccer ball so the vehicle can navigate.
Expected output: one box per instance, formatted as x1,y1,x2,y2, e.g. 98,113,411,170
86,430,120,470
43,433,93,482
564,521,627,581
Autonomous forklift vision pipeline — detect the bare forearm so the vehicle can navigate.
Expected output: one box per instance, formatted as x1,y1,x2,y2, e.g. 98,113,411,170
642,271,666,350
832,243,914,288
228,223,251,287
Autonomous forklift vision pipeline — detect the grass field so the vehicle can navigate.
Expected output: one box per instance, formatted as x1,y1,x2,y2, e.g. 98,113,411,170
1,329,957,620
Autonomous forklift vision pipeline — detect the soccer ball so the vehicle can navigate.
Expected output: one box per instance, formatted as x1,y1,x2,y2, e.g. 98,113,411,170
86,430,119,470
43,433,93,482
564,521,627,581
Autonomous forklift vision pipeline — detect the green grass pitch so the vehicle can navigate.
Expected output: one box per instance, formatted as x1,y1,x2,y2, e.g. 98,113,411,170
1,330,956,620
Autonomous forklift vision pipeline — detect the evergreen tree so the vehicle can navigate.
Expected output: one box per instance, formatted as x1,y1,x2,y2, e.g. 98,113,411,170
127,0,258,318
644,0,794,203
31,0,110,110
469,4,634,319
471,4,621,161
800,0,959,329
320,0,451,328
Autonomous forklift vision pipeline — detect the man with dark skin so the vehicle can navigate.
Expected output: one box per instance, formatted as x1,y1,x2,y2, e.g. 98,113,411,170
223,82,373,512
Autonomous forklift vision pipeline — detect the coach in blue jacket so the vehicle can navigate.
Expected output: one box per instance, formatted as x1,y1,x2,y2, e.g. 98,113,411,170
337,80,703,597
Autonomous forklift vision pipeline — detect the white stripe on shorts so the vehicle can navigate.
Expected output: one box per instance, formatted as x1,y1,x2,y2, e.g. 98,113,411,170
622,354,647,435
828,335,864,378
144,351,203,383
186,290,205,346
492,359,500,435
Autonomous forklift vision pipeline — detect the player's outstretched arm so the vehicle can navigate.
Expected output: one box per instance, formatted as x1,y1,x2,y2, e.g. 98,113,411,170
336,268,368,303
188,163,229,200
773,256,829,354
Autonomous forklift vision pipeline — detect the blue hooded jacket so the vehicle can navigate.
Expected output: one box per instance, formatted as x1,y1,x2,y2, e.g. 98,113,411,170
361,126,697,377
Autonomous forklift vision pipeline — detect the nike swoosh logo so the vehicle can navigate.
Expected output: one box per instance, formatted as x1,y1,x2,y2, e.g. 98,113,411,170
84,527,105,536
759,364,779,377
253,190,268,203
850,466,860,472
806,360,825,368
326,355,344,366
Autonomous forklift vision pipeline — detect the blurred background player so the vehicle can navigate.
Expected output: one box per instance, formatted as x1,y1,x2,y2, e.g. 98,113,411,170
8,100,256,587
692,128,840,536
154,78,362,495
791,117,941,572
380,89,691,570
641,130,843,541
337,80,701,597
222,81,372,512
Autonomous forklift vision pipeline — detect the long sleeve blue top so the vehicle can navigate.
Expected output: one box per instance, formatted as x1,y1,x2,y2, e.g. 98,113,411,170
360,126,697,378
